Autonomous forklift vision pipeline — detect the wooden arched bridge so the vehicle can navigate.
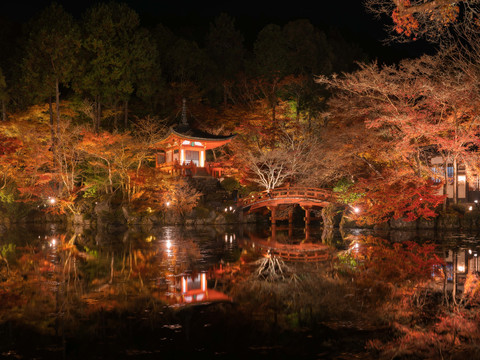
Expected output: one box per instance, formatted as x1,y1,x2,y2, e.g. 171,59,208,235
238,186,334,225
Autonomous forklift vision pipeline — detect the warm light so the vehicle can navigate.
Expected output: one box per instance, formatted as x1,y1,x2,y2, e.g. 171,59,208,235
353,207,360,214
224,208,228,212
229,206,233,211
166,201,170,207
180,149,184,164
166,240,172,249
51,239,56,246
48,197,56,205
200,150,205,167
469,206,473,211
469,249,472,254
182,276,187,293
201,273,206,292
458,175,466,182
224,234,228,242
458,265,465,272
475,200,479,204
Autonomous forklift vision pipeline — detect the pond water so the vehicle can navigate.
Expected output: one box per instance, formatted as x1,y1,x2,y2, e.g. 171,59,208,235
0,223,478,359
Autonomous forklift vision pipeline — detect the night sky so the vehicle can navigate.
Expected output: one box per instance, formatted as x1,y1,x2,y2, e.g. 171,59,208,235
0,0,434,63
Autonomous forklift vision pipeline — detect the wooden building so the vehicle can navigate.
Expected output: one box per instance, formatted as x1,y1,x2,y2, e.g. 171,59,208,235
152,100,235,177
431,156,480,203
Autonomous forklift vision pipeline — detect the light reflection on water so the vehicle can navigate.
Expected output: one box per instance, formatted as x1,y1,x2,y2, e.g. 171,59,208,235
1,224,480,357
1,224,480,302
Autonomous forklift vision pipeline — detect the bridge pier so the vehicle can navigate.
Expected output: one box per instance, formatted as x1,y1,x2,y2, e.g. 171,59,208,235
302,206,312,226
268,206,278,225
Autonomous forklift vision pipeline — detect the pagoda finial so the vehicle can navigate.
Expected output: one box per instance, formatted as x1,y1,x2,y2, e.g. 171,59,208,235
181,98,188,126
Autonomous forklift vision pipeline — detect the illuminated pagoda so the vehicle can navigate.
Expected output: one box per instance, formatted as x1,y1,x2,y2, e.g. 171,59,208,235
153,99,235,177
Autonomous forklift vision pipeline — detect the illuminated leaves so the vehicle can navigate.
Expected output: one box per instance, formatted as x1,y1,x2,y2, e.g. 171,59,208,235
352,175,445,224
365,0,468,42
351,235,443,288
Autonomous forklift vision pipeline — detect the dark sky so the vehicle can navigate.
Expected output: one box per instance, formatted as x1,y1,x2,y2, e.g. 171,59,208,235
0,0,433,62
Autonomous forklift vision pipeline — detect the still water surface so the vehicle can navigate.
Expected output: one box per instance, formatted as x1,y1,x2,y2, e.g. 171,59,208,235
0,224,479,359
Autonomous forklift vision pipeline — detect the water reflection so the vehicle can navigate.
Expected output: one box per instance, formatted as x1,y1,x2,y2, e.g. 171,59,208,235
2,224,480,357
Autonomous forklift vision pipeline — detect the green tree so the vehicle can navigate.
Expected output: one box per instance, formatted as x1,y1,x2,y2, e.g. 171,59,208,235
0,67,7,121
282,20,333,127
23,3,80,132
79,2,154,131
251,24,288,124
205,13,245,108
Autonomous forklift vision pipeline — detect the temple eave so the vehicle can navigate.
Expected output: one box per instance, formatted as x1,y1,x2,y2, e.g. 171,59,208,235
152,130,235,149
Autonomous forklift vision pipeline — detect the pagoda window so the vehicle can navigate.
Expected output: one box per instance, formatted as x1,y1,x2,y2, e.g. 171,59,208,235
185,150,199,166
166,150,172,163
173,149,179,162
182,140,203,147
156,151,166,165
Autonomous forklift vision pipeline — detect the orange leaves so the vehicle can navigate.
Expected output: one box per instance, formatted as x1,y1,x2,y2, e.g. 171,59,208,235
352,175,445,224
392,8,419,38
352,235,443,287
0,134,21,156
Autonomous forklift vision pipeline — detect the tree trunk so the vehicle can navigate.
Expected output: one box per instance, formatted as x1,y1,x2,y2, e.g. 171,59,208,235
223,81,228,109
415,150,421,177
443,157,448,211
1,99,5,122
124,99,129,128
49,96,56,166
271,99,276,125
55,77,60,134
453,157,458,205
94,96,99,132
95,97,101,133
114,98,119,130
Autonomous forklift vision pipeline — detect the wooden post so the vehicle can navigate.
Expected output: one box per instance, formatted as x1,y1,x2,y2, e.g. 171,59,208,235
271,224,277,243
303,206,311,226
269,206,277,226
305,226,311,242
302,206,312,243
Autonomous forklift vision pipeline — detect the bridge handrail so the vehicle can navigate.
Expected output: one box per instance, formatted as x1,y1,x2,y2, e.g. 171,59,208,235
238,186,333,208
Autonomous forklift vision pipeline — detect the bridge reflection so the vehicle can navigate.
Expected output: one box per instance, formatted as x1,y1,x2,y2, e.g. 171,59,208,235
240,224,333,262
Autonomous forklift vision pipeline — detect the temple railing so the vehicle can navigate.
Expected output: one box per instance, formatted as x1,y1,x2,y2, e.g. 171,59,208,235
156,160,231,178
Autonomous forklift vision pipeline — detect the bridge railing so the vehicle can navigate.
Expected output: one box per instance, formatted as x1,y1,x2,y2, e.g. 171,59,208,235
238,186,333,208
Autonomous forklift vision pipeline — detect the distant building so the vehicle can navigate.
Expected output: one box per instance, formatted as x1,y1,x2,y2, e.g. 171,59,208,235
430,156,480,203
152,99,235,177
